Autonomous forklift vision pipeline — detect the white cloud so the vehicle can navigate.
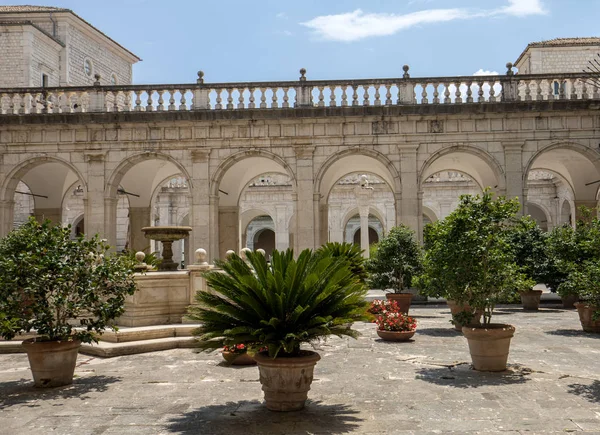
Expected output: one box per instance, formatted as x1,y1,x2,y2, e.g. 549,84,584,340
301,0,546,42
276,12,288,19
473,69,499,76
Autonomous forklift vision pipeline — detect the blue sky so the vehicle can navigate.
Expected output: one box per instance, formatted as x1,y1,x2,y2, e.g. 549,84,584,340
4,0,600,84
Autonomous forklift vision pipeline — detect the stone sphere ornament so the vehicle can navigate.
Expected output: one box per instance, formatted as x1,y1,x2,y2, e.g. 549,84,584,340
195,248,208,265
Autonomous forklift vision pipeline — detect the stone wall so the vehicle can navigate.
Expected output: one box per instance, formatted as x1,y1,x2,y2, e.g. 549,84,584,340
518,46,600,74
0,26,26,87
30,28,61,87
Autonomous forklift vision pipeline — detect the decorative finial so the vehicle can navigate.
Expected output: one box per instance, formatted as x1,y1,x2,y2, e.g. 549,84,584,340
93,74,101,86
197,70,205,84
195,248,208,265
402,65,410,79
256,248,266,256
240,247,252,261
135,251,146,263
506,62,514,76
226,249,235,258
134,251,147,271
299,68,307,82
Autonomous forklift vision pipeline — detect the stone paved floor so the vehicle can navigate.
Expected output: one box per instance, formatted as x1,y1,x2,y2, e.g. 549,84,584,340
1,304,599,434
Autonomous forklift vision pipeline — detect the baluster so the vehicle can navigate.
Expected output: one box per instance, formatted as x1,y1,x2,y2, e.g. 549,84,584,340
156,90,164,111
8,93,16,114
179,89,187,110
18,93,26,114
547,80,554,100
317,86,325,107
122,91,132,111
443,82,451,104
570,79,578,100
581,81,589,100
352,86,359,106
374,85,381,106
559,80,566,99
144,90,153,111
248,88,256,109
282,87,289,108
477,80,485,102
134,90,142,111
489,81,496,102
421,84,428,104
454,81,462,103
168,90,176,111
68,92,77,113
534,79,542,101
341,85,348,107
524,80,532,101
384,84,392,105
363,85,370,106
272,88,279,108
226,88,234,109
238,88,246,109
329,86,336,107
593,82,600,99
72,92,83,113
215,89,223,110
432,83,440,104
260,88,267,108
466,81,473,103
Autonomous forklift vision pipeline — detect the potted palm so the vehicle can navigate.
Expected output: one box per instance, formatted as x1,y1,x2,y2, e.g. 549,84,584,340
366,225,422,314
189,248,368,411
417,190,533,371
0,218,137,387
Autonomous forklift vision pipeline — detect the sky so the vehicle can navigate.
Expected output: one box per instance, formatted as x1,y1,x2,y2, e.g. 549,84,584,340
3,0,600,84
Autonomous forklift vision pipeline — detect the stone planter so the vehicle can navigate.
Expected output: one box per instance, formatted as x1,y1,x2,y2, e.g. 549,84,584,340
253,351,321,412
447,300,483,331
21,338,81,388
462,324,515,372
385,293,412,314
574,302,600,333
561,294,579,309
222,351,256,365
376,329,415,341
519,290,543,311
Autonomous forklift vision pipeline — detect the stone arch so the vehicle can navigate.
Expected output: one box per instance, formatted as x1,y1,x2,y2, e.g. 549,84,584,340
524,142,600,202
315,148,401,199
211,149,297,207
422,205,439,223
1,155,87,202
106,151,194,202
341,206,387,234
418,145,505,192
526,201,551,231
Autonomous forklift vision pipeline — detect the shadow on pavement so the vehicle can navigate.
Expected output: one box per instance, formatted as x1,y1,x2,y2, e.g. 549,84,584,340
415,364,532,388
568,381,600,404
545,329,600,338
165,400,363,435
416,328,462,337
0,375,121,410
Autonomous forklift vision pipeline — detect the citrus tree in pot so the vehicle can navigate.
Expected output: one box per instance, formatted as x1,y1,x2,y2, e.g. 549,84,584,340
557,261,600,332
366,225,422,314
0,218,137,387
418,190,533,371
189,248,368,412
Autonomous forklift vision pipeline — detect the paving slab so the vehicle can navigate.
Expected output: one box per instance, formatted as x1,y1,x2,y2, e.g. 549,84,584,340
1,304,599,434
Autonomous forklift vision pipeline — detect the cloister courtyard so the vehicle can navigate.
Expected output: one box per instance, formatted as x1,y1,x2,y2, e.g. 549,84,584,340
1,303,598,435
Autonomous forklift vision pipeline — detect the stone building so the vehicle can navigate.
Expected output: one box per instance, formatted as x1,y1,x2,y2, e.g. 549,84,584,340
1,6,599,265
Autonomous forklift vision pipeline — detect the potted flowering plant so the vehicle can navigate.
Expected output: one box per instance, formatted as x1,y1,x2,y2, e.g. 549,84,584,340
222,344,257,365
371,299,417,342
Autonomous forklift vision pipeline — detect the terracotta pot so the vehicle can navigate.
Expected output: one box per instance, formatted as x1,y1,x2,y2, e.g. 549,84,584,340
574,302,600,333
519,290,543,311
385,293,412,314
462,324,515,372
561,294,579,309
21,338,81,388
446,300,483,331
222,351,256,365
376,329,415,341
253,351,320,412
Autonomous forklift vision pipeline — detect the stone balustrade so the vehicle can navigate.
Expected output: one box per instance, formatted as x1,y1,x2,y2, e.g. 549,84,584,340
1,66,599,115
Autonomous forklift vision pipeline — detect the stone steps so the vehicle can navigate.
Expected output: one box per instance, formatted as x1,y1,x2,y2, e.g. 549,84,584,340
0,324,201,358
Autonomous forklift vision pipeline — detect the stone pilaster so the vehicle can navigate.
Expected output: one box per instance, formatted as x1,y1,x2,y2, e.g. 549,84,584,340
502,141,526,215
84,151,106,240
190,149,212,259
398,145,420,236
129,207,150,252
0,200,15,237
293,144,316,252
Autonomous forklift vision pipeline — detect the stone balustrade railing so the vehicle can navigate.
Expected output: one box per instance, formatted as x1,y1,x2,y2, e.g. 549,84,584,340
1,66,598,115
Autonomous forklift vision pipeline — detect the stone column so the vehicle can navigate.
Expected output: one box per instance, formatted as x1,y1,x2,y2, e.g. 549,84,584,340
328,204,343,243
209,194,219,260
104,197,118,250
502,141,526,215
274,205,289,251
219,206,238,259
129,207,150,252
355,176,374,258
190,150,212,259
0,200,15,237
84,152,106,239
293,145,316,252
398,146,420,236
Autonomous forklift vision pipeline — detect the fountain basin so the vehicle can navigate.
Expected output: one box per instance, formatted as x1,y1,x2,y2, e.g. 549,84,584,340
142,226,192,271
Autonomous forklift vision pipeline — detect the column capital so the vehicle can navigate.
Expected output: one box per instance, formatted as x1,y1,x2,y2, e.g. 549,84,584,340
84,151,106,162
191,148,211,163
293,144,316,159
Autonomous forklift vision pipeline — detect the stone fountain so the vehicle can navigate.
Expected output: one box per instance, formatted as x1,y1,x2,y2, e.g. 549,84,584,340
141,226,192,271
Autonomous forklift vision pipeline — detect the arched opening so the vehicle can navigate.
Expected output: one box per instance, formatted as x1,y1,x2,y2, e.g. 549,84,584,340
352,226,379,246
254,228,276,259
422,170,482,221
527,202,549,231
213,153,295,259
245,215,276,257
344,213,384,254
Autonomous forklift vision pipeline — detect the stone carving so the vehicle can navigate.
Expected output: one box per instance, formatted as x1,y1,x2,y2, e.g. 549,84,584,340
429,120,444,133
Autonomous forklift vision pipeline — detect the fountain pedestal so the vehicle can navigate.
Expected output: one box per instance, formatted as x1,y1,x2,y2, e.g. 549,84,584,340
141,226,192,271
